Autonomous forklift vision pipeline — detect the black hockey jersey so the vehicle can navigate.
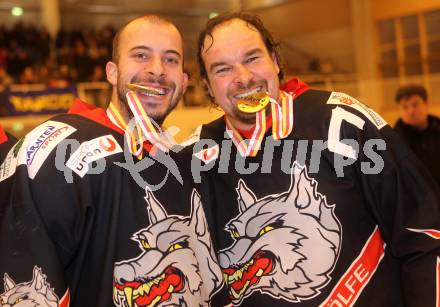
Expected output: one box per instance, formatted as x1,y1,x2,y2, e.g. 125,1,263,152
0,100,229,307
0,126,18,208
188,84,440,306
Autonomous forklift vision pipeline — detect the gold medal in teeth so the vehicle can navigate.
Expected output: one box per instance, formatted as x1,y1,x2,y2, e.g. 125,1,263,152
127,83,161,96
237,92,270,113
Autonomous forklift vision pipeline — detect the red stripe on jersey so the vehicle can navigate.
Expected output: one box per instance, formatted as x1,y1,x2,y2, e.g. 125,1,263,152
59,288,70,307
319,226,385,307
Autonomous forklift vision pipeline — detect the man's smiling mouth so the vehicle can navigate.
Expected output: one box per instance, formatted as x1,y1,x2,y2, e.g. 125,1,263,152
234,86,263,100
127,84,168,97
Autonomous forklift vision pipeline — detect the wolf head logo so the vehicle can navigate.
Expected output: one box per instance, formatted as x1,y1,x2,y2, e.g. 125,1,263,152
113,189,223,307
0,266,59,307
220,162,342,304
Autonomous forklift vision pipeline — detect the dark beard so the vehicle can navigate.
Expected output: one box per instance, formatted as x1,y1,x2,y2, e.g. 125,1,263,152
232,105,258,123
231,103,272,126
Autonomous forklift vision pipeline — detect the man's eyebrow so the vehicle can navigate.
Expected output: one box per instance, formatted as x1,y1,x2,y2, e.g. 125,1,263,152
208,48,264,72
164,49,182,59
129,46,153,53
209,61,229,73
129,46,182,59
244,48,263,57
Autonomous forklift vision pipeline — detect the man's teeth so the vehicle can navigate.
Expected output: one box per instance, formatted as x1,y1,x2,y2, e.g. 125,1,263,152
128,83,167,96
140,88,166,96
235,87,262,99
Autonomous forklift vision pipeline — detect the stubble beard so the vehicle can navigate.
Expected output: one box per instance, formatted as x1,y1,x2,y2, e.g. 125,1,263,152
116,75,182,126
232,105,258,124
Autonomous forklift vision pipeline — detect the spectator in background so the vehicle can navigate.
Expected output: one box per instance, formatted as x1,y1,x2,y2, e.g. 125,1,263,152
0,65,13,89
47,64,72,88
19,66,38,84
394,84,440,185
38,63,51,84
72,39,94,81
90,65,105,82
1,22,114,84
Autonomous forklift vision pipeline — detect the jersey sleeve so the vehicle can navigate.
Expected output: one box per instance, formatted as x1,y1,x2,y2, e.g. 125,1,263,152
0,122,81,305
333,94,440,307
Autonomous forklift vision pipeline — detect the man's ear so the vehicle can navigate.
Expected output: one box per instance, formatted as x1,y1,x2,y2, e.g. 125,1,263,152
271,52,280,75
106,61,118,86
182,72,189,93
203,78,214,98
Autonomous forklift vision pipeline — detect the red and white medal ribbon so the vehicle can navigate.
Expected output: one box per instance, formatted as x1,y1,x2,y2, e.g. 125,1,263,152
271,91,294,140
126,91,173,153
226,108,267,157
107,102,144,160
227,90,294,157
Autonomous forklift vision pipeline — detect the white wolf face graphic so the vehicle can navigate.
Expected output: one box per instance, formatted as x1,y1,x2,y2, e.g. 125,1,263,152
220,163,342,304
0,266,59,307
113,189,223,307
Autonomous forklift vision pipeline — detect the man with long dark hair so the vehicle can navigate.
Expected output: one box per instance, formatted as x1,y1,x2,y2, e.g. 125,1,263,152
190,12,440,307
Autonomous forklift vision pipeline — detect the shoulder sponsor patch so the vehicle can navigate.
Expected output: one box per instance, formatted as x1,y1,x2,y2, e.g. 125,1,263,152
66,134,122,178
0,138,25,182
26,121,77,179
326,92,387,129
193,144,219,164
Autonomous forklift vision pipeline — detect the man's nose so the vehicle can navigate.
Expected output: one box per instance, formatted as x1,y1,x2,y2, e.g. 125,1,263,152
234,65,253,86
146,56,165,77
407,107,416,116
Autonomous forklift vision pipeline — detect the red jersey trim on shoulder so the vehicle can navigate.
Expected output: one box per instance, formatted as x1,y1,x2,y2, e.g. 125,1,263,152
0,126,7,145
68,99,124,135
280,77,310,97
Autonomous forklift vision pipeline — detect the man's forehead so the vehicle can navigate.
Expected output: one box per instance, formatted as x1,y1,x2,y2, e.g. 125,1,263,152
404,95,426,103
120,20,183,52
203,19,262,53
214,19,258,35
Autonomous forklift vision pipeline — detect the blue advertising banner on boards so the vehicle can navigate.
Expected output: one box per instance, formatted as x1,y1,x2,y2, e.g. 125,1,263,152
3,86,77,115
